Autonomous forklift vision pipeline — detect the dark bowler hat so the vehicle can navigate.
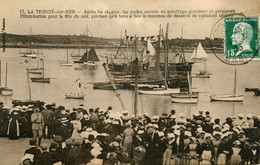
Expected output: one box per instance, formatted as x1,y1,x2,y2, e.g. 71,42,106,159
29,139,37,145
58,105,65,110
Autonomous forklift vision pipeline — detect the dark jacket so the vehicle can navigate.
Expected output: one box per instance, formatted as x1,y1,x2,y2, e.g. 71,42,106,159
24,147,41,164
37,152,53,165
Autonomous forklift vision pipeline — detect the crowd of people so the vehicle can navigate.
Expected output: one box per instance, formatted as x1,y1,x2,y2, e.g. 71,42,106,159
0,102,259,165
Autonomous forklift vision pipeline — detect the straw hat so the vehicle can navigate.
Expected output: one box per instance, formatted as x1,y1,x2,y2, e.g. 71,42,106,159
246,114,252,119
137,130,145,135
167,133,175,139
158,131,164,137
238,113,244,118
213,131,222,137
221,133,228,140
205,133,213,139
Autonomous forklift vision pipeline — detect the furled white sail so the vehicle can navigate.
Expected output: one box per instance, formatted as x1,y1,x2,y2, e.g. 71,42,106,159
191,42,208,60
144,39,156,66
147,39,156,57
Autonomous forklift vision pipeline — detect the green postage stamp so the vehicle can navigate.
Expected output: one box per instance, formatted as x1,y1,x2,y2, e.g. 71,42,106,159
224,17,259,60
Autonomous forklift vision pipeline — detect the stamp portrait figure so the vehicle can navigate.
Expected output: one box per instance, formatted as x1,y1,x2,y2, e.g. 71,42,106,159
231,22,253,56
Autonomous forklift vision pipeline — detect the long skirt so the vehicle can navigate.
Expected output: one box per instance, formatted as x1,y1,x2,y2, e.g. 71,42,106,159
7,118,20,140
201,150,211,165
71,129,80,140
180,154,190,165
217,153,226,165
163,149,180,165
190,158,199,165
230,154,241,165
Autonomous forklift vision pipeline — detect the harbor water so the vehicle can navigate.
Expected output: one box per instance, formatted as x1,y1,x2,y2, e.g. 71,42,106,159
0,48,259,123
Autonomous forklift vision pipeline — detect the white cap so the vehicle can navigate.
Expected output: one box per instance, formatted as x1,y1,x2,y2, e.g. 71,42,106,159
247,114,252,119
179,113,185,118
213,131,222,137
171,125,179,130
137,130,144,135
152,124,159,129
152,115,159,120
158,131,164,137
86,128,93,132
184,131,192,137
238,113,244,118
167,133,175,139
205,133,212,139
213,125,220,129
221,133,228,140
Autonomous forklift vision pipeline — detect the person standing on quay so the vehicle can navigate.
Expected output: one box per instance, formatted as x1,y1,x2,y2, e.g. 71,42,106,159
31,106,44,146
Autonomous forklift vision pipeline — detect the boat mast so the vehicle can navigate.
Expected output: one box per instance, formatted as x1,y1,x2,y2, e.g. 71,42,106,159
233,67,237,96
102,63,126,110
5,63,7,88
27,69,32,100
0,60,1,87
156,25,161,72
134,35,138,118
187,71,192,95
204,60,207,73
37,53,39,69
29,27,32,53
42,59,45,78
164,23,169,89
67,47,69,63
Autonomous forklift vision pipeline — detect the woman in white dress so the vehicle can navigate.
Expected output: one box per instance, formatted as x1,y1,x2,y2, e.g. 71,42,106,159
70,115,82,140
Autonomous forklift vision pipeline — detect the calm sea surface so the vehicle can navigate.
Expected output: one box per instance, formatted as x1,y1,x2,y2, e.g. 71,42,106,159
0,48,259,123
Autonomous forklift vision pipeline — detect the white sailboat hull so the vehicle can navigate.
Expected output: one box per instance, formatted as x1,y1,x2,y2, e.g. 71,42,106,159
1,88,13,96
170,92,199,98
138,88,180,95
210,95,243,102
84,62,97,70
60,63,72,66
65,94,85,99
170,97,198,104
22,53,37,58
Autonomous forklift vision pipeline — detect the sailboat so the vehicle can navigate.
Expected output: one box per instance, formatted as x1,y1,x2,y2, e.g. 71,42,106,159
170,72,198,103
83,47,100,69
12,68,44,107
20,28,38,58
191,42,211,78
74,49,88,64
28,53,43,74
138,24,181,95
60,48,72,66
210,68,243,102
65,79,86,99
1,63,13,96
31,59,50,83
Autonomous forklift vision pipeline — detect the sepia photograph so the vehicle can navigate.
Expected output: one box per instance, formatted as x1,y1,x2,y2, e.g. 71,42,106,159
0,0,259,164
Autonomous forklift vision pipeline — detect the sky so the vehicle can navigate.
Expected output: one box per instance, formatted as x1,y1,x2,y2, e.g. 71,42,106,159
0,0,259,39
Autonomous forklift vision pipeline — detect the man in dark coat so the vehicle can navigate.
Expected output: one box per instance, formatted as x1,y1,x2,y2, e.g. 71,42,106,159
0,107,10,137
41,105,53,139
37,143,53,165
24,139,41,164
64,140,83,165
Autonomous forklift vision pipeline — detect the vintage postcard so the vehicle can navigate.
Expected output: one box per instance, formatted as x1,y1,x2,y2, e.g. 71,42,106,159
0,0,259,164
